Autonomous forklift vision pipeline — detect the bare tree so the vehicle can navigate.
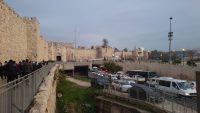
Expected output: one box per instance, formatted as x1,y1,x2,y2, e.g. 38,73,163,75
123,48,128,52
102,38,108,52
102,38,108,48
114,48,119,53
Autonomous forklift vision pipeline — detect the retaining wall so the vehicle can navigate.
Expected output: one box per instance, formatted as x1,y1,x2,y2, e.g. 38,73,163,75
96,92,169,113
119,62,200,80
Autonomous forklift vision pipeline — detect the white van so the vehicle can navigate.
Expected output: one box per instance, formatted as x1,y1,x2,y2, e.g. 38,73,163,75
148,77,197,97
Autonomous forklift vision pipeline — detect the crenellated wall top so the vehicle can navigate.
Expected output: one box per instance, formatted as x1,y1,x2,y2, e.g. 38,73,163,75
23,17,40,25
0,0,26,21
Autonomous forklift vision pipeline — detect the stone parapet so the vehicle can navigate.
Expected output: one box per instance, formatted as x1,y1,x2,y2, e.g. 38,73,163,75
29,64,60,113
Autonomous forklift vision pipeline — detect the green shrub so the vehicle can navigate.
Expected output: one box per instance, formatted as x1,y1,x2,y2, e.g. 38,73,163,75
187,60,197,67
172,59,181,65
103,61,123,73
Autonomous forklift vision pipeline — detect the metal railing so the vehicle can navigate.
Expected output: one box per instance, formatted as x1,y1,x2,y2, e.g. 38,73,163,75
0,63,55,113
103,86,197,113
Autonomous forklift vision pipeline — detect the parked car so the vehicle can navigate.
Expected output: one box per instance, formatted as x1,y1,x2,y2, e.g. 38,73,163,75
125,80,136,86
110,74,118,81
128,84,163,103
91,76,109,88
112,80,132,92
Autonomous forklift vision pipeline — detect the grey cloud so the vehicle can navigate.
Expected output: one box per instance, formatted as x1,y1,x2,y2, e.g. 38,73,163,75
5,0,200,51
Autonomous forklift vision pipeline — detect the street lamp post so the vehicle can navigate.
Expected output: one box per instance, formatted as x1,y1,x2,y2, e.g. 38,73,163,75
73,29,77,78
182,49,185,66
138,48,142,64
168,17,173,64
160,53,163,63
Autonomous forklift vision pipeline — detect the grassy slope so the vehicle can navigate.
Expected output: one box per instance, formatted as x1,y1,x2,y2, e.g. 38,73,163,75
57,73,96,113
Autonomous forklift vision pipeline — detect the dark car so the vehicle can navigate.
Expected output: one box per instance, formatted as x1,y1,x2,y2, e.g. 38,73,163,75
128,84,163,103
91,76,109,88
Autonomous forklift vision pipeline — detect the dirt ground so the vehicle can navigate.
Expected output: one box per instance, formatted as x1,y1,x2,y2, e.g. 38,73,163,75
66,76,91,87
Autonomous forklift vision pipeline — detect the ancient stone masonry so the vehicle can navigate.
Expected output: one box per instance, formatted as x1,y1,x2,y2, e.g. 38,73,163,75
48,42,149,62
0,1,27,62
0,1,48,62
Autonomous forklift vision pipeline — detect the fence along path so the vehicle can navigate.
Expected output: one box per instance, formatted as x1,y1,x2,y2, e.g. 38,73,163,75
0,63,55,113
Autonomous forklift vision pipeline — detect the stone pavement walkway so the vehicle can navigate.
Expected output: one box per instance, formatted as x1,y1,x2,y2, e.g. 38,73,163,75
66,76,91,87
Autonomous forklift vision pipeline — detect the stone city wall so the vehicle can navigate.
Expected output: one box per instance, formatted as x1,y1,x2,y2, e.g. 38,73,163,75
0,1,27,62
48,42,55,61
48,42,68,61
0,1,48,62
24,17,40,61
37,36,48,61
75,49,97,61
101,47,114,59
47,42,149,62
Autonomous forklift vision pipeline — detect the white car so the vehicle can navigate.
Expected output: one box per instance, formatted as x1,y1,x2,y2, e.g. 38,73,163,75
131,75,145,83
112,80,132,92
110,74,118,81
155,77,197,97
125,80,136,86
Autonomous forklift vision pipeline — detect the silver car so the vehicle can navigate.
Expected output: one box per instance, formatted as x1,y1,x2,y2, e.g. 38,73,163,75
112,80,132,92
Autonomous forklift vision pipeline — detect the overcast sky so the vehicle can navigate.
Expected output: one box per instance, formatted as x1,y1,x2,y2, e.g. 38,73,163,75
5,0,200,51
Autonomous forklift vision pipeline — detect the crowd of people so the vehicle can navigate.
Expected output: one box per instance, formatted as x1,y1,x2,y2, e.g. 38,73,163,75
0,59,48,83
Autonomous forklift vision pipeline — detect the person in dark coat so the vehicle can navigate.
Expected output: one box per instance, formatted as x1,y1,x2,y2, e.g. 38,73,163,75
12,61,20,80
32,62,37,71
21,60,26,76
37,63,42,69
0,62,3,80
6,60,15,83
24,59,32,75
2,61,8,80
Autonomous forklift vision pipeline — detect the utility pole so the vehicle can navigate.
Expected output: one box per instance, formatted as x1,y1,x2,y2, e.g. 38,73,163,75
73,28,77,78
168,17,173,64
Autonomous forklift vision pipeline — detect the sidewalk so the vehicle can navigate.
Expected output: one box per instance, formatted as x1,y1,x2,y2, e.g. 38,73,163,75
66,76,91,87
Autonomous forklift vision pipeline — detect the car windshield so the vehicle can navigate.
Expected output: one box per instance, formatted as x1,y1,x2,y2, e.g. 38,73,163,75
177,82,192,90
120,81,129,85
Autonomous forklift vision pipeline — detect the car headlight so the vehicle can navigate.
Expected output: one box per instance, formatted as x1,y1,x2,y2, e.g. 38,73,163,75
184,93,190,96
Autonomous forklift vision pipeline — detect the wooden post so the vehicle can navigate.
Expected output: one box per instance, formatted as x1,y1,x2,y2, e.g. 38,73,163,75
196,71,200,113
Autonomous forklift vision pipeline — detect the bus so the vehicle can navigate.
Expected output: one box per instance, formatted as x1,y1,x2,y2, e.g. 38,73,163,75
126,70,159,80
